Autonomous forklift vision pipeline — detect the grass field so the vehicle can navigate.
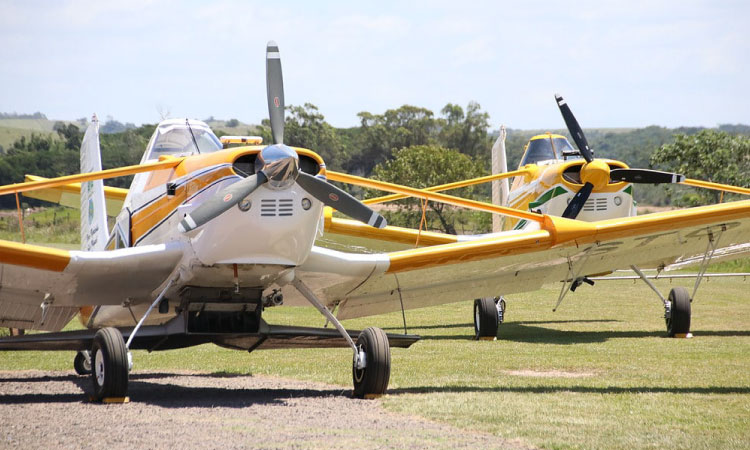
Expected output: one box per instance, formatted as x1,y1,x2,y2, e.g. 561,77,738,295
0,207,748,448
2,275,748,449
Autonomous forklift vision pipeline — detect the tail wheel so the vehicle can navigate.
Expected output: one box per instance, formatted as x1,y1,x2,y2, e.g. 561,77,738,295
352,327,391,399
91,327,129,401
666,287,691,337
74,350,92,375
474,297,498,340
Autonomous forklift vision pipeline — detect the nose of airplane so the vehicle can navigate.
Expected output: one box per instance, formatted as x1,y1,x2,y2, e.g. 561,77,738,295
256,144,300,190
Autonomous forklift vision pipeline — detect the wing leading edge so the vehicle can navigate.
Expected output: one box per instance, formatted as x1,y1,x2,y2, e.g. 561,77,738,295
0,240,184,331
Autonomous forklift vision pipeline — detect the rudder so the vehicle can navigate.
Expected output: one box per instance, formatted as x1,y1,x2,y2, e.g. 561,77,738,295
80,115,108,251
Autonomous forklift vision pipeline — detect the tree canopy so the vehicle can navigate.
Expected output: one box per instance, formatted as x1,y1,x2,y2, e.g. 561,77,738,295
650,130,750,205
371,145,489,234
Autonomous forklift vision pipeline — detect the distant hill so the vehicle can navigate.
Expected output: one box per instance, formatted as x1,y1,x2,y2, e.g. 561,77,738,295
203,118,263,136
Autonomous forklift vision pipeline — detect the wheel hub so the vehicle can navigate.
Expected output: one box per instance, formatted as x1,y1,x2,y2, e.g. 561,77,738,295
94,349,105,386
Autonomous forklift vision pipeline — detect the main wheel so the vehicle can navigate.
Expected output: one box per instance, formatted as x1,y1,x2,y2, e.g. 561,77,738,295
91,327,129,401
352,327,390,399
474,297,498,340
74,350,92,375
666,287,691,337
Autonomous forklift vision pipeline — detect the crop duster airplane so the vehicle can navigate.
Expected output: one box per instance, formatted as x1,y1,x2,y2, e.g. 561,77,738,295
1,42,749,402
312,98,750,341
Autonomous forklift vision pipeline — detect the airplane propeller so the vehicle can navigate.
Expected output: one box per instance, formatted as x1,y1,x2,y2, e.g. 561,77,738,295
555,94,685,220
179,41,387,233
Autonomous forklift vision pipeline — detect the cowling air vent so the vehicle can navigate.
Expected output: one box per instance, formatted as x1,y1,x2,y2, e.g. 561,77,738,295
260,198,294,217
583,197,607,212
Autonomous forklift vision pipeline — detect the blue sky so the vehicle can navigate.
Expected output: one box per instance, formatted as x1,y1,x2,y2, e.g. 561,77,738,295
1,0,748,130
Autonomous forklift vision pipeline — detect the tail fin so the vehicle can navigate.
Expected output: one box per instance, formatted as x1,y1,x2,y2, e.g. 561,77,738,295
80,115,108,251
491,125,509,232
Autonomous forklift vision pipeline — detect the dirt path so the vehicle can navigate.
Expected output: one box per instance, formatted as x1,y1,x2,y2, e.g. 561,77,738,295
0,371,531,449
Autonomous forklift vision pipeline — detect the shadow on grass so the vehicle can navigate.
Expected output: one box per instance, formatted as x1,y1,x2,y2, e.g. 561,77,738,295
383,319,620,333
0,372,351,406
390,384,750,396
412,322,750,344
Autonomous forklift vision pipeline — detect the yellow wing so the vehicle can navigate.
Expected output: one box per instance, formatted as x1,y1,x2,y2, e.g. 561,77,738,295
22,175,128,217
286,200,750,319
0,239,184,331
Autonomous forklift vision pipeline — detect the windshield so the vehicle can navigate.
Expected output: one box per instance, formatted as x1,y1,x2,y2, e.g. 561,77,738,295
143,121,222,161
519,137,576,166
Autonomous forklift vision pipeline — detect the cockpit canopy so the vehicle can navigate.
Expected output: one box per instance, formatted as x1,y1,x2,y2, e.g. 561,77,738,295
519,134,578,166
141,119,223,162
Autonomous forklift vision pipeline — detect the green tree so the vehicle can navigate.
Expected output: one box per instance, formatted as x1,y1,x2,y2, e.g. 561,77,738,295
283,103,344,169
438,101,491,159
256,104,345,170
371,145,488,234
650,130,750,205
349,105,438,175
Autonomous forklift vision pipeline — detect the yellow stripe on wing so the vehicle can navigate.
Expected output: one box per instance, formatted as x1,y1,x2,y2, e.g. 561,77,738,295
326,171,545,223
362,168,532,205
384,200,750,273
325,214,458,246
0,239,71,272
0,157,183,196
681,179,750,196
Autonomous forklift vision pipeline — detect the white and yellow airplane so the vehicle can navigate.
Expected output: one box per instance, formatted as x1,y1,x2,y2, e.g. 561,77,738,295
318,95,750,340
0,42,749,402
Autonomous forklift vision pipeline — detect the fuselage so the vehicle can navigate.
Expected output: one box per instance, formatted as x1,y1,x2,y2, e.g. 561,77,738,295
502,134,636,231
82,120,326,328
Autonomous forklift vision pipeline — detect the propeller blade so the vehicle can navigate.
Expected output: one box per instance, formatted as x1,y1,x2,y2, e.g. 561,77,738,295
555,94,593,163
296,172,387,228
561,182,594,220
610,168,685,184
179,173,268,233
266,41,285,145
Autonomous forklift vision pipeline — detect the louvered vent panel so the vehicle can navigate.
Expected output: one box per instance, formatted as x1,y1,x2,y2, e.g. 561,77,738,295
583,197,608,212
260,199,294,217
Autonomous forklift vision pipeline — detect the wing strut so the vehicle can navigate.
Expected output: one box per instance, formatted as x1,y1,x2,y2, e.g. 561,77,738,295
552,246,595,312
125,277,177,350
630,265,668,306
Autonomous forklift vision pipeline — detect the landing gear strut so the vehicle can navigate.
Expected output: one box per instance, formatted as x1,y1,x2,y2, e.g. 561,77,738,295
292,277,391,398
631,265,693,337
74,350,92,375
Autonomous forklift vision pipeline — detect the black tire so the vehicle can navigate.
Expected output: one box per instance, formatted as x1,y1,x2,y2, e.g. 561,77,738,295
474,298,498,340
74,350,92,375
666,287,691,337
91,327,129,401
352,327,391,399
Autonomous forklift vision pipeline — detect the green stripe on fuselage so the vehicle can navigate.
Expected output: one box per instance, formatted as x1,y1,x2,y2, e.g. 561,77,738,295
529,186,568,209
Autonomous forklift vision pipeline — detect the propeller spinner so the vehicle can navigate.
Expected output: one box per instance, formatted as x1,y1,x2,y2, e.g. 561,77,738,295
179,42,387,233
555,94,685,220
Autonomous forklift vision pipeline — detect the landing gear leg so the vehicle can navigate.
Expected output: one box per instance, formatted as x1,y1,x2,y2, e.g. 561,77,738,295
74,350,92,375
292,277,391,399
